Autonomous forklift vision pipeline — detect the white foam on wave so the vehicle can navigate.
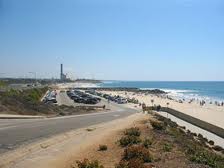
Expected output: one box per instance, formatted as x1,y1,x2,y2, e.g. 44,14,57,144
140,87,223,102
100,82,224,103
140,88,196,93
101,81,115,84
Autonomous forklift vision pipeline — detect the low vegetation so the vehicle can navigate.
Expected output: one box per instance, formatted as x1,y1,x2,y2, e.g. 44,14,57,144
1,87,47,103
0,81,8,88
0,87,101,116
98,145,108,151
76,159,104,168
86,128,96,132
119,135,141,147
124,127,141,137
0,87,50,115
150,120,164,130
74,112,224,168
163,143,172,152
123,145,153,163
143,138,153,149
155,114,224,168
116,127,154,168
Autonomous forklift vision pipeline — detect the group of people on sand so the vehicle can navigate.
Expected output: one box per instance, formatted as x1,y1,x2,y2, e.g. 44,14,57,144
214,101,224,106
197,100,224,107
198,99,224,107
200,100,206,106
122,91,224,108
163,95,224,108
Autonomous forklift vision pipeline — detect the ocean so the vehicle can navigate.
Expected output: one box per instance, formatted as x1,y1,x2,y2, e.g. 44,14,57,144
99,81,224,102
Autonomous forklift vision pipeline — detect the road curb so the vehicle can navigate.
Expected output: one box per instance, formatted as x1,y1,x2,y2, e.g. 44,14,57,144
0,116,45,119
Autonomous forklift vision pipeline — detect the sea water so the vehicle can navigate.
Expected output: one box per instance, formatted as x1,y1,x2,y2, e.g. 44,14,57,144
99,81,224,102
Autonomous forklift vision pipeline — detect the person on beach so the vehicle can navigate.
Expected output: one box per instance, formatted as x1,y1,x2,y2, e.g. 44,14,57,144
200,100,205,106
142,103,146,112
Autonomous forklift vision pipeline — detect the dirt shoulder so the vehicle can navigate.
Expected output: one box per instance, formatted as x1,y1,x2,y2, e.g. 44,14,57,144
65,112,224,168
2,111,223,168
0,113,147,168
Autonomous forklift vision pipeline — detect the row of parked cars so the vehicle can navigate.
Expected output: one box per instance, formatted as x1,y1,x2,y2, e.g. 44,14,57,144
103,94,127,104
43,90,57,104
67,90,101,104
86,90,128,104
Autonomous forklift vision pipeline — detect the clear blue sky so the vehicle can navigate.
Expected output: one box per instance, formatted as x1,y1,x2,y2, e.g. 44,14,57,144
0,0,224,81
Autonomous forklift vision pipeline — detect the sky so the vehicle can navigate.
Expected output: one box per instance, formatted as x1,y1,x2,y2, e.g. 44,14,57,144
0,0,224,81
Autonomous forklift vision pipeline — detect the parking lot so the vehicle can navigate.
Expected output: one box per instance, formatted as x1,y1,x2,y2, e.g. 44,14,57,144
67,90,101,105
85,90,131,104
56,90,113,108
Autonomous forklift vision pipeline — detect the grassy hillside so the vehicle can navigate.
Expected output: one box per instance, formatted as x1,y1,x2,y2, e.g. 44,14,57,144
0,87,51,115
0,87,102,116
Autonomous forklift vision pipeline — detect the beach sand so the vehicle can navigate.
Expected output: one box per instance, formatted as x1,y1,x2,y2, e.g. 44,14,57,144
99,91,224,129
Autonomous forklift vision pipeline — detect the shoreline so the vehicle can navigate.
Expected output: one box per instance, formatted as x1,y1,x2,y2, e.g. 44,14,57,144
98,81,224,103
98,90,224,129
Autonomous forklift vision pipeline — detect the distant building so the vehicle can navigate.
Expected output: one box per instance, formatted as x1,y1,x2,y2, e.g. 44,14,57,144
60,64,67,81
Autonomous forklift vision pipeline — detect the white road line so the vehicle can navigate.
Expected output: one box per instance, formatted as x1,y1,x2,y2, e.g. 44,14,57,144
0,125,17,130
46,109,126,120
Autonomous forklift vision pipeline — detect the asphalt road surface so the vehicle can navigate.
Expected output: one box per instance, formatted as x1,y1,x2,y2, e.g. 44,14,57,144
0,102,138,154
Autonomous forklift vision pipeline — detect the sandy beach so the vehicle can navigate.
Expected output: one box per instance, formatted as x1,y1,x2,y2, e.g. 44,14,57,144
99,90,224,129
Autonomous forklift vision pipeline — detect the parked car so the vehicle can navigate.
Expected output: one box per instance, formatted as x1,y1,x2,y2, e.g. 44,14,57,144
95,91,127,104
67,89,101,105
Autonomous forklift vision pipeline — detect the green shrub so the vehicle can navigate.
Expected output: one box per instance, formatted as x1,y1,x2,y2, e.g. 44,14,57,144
143,138,153,149
0,81,7,88
125,127,141,137
163,143,172,152
127,158,145,168
208,140,215,146
3,89,20,97
115,159,145,168
1,87,48,104
190,150,220,168
198,134,204,139
150,120,164,130
212,145,223,152
119,135,141,147
76,159,104,168
115,159,153,168
86,128,95,132
166,118,224,168
115,160,129,168
183,137,224,168
123,145,153,163
98,145,108,151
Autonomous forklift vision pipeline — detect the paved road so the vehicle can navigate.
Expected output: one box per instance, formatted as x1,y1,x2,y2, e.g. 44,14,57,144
0,102,138,154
